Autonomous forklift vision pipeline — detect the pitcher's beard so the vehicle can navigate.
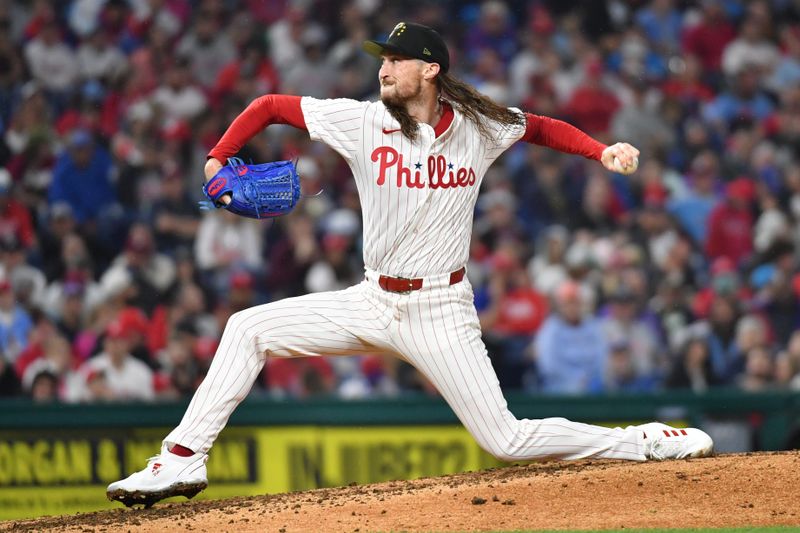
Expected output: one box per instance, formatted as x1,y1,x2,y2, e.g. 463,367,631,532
381,84,423,141
380,78,423,108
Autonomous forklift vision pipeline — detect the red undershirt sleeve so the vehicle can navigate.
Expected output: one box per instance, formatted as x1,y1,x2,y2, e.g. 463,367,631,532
521,113,606,161
208,94,307,163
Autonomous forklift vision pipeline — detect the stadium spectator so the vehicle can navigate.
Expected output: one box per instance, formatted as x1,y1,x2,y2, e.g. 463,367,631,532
0,233,46,310
0,13,23,130
508,30,548,106
478,246,548,389
535,280,607,394
764,84,800,156
612,79,675,158
0,168,35,249
0,351,20,397
702,68,775,132
77,28,128,83
264,213,319,300
195,209,264,291
27,368,58,402
635,0,682,54
0,277,33,363
151,170,201,253
666,336,719,392
721,14,779,80
49,233,98,295
705,178,756,265
176,10,236,89
19,333,75,401
775,330,800,390
463,0,517,67
681,0,736,75
75,319,154,402
48,128,116,225
602,284,663,378
282,26,337,99
691,256,750,320
212,38,281,105
224,270,257,315
651,277,694,354
264,356,336,399
267,4,316,74
4,0,800,401
154,335,200,400
750,241,798,346
101,223,176,314
151,57,207,124
661,55,714,121
305,232,361,294
766,25,800,93
573,172,624,232
561,57,620,136
4,81,54,164
526,225,569,297
23,17,78,113
738,345,775,391
336,354,403,399
514,151,575,238
593,338,661,393
728,313,771,385
667,150,721,245
45,271,96,342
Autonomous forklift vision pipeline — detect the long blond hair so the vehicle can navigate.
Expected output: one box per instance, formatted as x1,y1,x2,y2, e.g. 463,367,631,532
384,72,524,141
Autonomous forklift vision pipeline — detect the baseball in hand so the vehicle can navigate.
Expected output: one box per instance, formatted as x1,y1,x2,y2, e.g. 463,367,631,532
613,156,639,174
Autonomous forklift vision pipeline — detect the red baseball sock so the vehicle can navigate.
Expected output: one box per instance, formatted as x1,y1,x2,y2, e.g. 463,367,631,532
169,444,195,457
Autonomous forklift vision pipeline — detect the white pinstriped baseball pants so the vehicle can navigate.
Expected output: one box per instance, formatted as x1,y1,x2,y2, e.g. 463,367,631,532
165,271,645,461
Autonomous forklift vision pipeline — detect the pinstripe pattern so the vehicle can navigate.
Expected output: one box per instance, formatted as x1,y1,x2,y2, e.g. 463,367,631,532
163,97,645,461
301,97,526,279
165,278,644,460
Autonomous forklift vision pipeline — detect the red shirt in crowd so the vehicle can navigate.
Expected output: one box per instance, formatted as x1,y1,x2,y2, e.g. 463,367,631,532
682,19,737,72
705,202,754,264
493,288,549,337
561,85,621,136
0,199,35,248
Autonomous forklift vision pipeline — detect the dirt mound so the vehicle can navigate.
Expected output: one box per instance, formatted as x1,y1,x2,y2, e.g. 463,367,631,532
3,451,799,532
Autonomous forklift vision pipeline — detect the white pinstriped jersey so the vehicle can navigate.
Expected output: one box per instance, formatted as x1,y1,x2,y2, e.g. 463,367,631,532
301,97,527,278
164,96,650,464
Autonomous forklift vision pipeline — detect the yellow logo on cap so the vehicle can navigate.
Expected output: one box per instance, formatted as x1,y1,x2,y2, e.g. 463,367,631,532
423,47,431,56
390,22,406,38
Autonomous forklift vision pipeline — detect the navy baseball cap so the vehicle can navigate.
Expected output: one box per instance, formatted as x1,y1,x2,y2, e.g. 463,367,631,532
363,22,450,73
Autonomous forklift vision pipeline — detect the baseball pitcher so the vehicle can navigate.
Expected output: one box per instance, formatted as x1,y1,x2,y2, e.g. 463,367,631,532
108,22,711,508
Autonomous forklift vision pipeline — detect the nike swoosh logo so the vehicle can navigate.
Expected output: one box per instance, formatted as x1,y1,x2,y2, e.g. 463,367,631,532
382,128,401,134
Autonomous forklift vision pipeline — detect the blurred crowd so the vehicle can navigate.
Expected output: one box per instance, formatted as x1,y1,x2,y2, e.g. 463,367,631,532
2,0,800,404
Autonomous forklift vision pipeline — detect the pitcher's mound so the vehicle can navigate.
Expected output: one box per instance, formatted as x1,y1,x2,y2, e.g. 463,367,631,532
4,451,799,532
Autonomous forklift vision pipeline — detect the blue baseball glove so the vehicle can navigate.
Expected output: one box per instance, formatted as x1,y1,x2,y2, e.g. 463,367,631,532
201,158,301,219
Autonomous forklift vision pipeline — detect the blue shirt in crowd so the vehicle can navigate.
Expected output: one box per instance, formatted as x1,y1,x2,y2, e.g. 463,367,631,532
535,315,608,394
49,145,116,224
668,195,717,245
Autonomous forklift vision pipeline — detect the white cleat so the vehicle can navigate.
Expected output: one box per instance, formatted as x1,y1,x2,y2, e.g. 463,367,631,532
106,444,209,508
638,422,714,460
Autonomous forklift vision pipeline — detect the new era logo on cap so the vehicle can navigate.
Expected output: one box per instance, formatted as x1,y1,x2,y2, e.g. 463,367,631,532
423,47,431,56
